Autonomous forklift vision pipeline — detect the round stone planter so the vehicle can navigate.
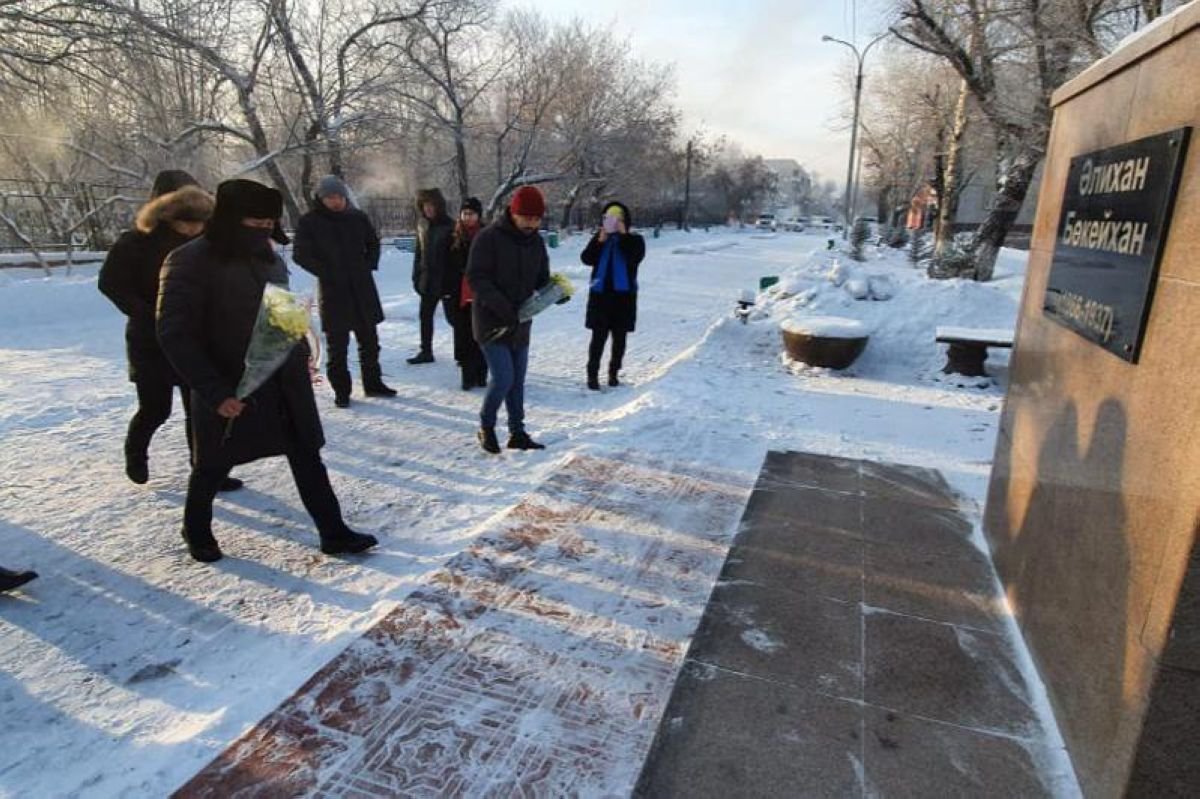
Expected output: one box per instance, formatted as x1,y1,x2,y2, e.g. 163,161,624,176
780,316,870,370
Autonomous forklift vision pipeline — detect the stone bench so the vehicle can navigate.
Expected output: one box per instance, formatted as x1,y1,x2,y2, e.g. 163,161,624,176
935,326,1014,376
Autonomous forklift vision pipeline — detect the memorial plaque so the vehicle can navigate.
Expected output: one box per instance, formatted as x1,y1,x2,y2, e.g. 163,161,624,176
1044,127,1191,362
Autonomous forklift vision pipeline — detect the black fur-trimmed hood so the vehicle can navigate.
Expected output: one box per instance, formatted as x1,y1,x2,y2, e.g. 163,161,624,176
135,185,215,234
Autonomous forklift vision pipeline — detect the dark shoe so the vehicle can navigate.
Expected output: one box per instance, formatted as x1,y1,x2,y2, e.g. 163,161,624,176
125,453,149,485
0,567,37,593
218,477,244,493
363,381,397,398
406,351,435,365
461,368,474,391
476,369,488,388
608,369,620,387
587,369,601,391
507,431,546,450
181,528,223,563
478,426,501,454
334,394,351,408
320,529,379,555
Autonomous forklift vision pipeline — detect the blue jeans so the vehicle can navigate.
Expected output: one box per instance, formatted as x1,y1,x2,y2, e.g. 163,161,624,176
480,342,529,433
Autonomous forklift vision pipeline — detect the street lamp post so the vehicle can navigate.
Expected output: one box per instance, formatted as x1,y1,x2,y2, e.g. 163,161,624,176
822,32,889,238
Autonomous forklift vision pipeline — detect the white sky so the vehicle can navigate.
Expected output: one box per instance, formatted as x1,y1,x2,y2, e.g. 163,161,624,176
520,0,895,187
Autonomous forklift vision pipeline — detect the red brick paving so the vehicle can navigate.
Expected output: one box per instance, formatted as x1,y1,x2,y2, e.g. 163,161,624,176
174,454,749,798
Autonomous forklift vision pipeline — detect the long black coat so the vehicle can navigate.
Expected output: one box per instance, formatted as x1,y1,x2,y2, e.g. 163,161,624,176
157,238,324,469
292,204,383,333
466,213,550,348
100,225,193,382
413,218,453,298
580,225,646,333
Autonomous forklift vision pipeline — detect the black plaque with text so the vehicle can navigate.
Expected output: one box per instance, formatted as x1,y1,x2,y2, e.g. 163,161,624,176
1044,126,1191,362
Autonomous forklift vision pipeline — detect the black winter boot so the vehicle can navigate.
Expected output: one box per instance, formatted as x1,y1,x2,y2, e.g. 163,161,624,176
125,451,149,485
181,527,223,563
0,567,37,593
478,426,501,454
320,528,379,555
507,431,546,450
364,381,397,397
406,350,435,365
362,363,397,396
476,363,488,387
334,393,351,408
587,366,601,391
608,365,620,387
461,367,474,391
218,477,244,492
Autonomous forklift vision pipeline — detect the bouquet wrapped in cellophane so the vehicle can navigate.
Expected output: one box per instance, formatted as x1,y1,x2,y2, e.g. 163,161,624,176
223,284,312,442
484,272,574,343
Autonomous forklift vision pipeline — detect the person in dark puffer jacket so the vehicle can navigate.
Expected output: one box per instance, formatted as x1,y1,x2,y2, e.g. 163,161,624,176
157,179,378,563
445,197,487,390
292,175,393,408
466,186,551,454
408,187,454,364
99,169,242,492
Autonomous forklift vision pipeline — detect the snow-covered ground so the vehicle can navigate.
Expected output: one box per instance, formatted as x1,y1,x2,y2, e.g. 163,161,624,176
0,229,1031,796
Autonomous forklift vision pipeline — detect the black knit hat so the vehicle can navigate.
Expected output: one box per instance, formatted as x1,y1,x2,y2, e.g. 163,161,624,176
460,196,483,215
206,179,289,250
151,169,198,199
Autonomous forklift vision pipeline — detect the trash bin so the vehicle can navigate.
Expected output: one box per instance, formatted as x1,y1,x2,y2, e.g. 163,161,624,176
759,276,780,291
548,230,559,249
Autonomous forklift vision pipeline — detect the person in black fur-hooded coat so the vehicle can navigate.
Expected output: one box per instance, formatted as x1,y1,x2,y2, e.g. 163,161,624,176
98,169,245,490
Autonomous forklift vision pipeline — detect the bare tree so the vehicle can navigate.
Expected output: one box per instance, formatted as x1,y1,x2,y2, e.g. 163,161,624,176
480,9,567,218
386,0,505,201
890,0,1174,279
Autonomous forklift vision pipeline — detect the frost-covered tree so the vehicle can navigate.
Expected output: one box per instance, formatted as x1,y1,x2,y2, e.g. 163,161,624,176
890,0,1184,280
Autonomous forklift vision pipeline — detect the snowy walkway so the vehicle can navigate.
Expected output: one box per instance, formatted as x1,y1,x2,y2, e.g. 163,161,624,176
177,453,749,797
1,230,1045,796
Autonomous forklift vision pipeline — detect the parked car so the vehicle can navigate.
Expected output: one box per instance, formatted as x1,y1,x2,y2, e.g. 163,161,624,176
754,213,777,231
811,216,836,230
781,218,805,232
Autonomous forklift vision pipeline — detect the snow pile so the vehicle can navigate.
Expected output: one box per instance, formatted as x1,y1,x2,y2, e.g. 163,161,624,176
749,243,1026,383
936,326,1015,344
780,315,870,339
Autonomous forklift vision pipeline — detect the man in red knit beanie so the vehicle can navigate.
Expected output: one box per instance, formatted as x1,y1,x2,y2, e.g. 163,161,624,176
509,185,546,219
465,186,551,453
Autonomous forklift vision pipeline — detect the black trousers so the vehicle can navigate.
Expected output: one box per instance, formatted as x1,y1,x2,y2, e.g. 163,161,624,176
420,292,460,355
326,324,381,397
126,376,192,460
587,327,628,374
451,301,484,374
183,447,345,541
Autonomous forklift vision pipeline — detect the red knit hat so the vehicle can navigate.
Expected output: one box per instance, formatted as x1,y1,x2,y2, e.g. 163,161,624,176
509,186,546,217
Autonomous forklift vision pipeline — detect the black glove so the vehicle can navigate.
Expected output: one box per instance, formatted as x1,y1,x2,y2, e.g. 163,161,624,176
554,295,571,305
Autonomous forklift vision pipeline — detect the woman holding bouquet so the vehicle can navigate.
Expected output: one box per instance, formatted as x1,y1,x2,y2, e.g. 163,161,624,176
157,179,378,563
580,201,645,390
466,186,551,454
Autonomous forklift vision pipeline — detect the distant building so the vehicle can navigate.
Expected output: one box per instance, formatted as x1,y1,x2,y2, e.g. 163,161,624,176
764,158,813,214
